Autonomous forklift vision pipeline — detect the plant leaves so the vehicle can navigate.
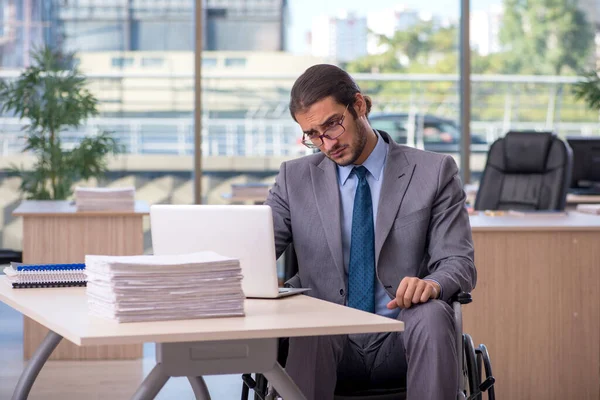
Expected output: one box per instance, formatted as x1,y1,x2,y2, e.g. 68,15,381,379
0,45,121,200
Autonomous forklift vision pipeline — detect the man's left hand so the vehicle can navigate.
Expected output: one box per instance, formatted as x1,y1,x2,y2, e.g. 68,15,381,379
386,277,441,309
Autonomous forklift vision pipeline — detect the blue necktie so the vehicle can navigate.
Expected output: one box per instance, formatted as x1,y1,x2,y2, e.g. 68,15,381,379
348,166,375,313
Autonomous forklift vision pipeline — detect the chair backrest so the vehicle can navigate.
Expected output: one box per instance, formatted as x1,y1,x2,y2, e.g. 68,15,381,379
474,131,573,211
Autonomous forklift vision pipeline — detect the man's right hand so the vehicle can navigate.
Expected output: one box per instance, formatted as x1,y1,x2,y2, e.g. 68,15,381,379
386,277,440,309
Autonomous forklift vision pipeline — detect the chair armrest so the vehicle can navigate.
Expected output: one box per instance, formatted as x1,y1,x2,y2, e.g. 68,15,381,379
450,291,472,305
284,273,302,289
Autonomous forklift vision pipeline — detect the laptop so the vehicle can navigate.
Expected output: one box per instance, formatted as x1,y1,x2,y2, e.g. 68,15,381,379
149,204,309,299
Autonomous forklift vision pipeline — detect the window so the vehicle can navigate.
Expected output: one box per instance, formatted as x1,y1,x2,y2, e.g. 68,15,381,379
202,58,218,67
423,122,460,144
111,57,134,68
141,57,164,67
369,119,408,144
224,57,246,67
0,1,195,254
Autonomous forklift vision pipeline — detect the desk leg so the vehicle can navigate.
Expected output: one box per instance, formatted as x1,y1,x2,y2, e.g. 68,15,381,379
263,363,306,400
12,330,62,400
145,339,306,400
187,376,211,400
131,363,170,400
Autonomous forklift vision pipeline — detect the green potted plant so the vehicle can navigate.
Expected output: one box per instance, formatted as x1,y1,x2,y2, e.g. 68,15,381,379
573,70,600,112
0,46,122,200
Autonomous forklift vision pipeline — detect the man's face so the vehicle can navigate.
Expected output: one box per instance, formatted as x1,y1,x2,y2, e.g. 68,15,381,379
295,96,368,167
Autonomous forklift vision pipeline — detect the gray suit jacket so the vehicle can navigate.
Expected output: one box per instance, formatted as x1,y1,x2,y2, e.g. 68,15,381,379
265,130,476,305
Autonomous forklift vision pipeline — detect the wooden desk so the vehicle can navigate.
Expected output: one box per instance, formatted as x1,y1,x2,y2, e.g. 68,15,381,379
566,193,600,205
0,284,403,400
464,187,600,208
12,200,149,361
466,212,600,400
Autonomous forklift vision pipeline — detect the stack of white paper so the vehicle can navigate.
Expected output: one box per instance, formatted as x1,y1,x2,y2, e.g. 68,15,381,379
85,252,245,323
576,204,600,215
75,186,136,211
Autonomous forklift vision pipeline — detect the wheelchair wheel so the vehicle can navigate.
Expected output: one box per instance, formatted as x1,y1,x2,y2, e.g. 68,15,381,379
463,334,481,400
240,373,269,400
476,344,495,400
254,374,269,400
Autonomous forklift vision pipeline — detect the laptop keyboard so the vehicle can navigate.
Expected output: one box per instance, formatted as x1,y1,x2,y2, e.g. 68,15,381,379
279,288,291,293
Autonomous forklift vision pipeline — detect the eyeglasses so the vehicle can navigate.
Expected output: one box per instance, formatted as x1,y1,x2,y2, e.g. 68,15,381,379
301,105,348,149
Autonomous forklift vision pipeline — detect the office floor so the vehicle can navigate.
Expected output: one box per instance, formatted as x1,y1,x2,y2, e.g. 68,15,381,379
0,299,244,399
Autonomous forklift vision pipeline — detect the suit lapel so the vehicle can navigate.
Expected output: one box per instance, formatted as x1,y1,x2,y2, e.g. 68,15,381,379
310,157,345,280
375,140,415,265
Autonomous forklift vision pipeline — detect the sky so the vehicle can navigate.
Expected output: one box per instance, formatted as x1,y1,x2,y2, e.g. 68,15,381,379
285,0,500,54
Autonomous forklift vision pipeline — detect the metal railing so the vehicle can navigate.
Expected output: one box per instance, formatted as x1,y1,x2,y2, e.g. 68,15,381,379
1,71,599,123
0,117,307,156
1,116,599,157
1,71,599,157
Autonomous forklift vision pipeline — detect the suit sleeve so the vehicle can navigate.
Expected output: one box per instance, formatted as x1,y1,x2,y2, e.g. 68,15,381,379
424,155,477,302
265,161,293,260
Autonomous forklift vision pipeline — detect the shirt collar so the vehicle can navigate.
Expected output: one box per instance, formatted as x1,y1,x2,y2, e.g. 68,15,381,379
338,129,388,186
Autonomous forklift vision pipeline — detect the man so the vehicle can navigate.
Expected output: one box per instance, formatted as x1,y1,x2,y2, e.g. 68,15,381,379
265,64,476,400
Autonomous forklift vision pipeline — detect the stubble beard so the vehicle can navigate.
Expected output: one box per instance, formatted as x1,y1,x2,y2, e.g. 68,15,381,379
331,119,368,167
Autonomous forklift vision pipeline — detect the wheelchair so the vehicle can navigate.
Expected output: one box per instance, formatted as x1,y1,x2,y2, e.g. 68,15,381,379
241,246,495,400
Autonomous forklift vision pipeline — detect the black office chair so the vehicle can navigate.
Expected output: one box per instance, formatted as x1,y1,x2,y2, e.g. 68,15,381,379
474,130,573,211
0,249,22,265
241,245,495,400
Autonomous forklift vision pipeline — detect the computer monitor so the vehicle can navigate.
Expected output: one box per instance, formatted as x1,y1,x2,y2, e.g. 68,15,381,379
566,137,600,192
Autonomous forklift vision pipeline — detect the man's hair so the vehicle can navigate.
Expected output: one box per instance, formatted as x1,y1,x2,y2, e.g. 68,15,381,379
289,64,372,122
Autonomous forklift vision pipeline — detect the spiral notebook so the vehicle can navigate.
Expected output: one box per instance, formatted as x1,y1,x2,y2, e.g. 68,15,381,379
2,262,86,289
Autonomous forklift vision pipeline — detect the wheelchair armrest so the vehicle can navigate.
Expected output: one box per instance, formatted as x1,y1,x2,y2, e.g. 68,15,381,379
450,291,472,305
284,273,302,289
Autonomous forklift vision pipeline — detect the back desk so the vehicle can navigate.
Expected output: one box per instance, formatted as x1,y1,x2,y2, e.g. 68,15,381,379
465,212,600,400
